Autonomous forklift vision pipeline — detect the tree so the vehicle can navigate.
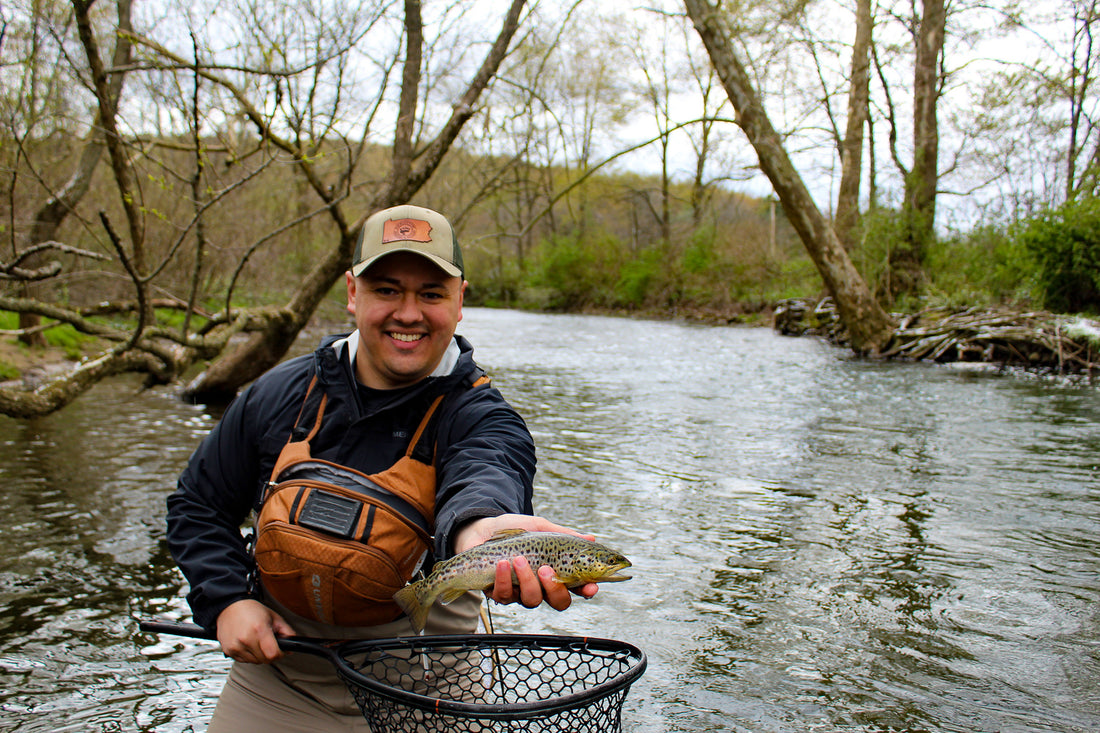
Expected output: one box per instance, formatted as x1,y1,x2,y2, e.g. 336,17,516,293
2,0,131,346
630,18,676,251
834,0,873,250
683,0,897,353
682,40,740,231
169,0,530,403
893,0,946,297
956,0,1100,217
0,0,530,415
1065,0,1100,200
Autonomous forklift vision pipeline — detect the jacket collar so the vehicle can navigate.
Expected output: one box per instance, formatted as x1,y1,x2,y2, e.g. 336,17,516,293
314,331,476,397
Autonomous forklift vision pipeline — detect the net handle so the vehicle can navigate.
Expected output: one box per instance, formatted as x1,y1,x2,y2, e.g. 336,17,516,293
138,620,648,721
138,619,344,661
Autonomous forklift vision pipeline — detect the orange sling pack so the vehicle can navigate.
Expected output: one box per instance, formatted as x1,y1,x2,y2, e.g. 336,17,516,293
252,374,484,626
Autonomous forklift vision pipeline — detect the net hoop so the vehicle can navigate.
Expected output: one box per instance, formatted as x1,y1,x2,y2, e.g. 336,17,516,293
138,620,647,730
324,633,647,720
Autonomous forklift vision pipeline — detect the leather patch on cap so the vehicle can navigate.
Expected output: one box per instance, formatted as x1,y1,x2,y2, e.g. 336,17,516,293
382,218,432,243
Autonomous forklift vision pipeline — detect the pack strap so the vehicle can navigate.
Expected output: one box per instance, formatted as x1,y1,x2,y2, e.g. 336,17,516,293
407,373,490,463
404,394,445,457
291,375,327,443
289,371,492,464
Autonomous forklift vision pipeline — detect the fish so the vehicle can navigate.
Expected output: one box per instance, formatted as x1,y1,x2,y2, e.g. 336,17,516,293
393,529,633,632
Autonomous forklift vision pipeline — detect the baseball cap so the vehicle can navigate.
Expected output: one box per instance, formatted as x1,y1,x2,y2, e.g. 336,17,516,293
351,204,464,278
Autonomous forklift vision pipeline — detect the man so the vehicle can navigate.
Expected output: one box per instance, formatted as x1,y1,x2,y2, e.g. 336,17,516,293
166,204,598,732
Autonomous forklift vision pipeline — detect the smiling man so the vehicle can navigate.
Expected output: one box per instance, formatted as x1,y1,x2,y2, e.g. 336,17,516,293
166,204,599,732
347,206,467,391
347,253,465,390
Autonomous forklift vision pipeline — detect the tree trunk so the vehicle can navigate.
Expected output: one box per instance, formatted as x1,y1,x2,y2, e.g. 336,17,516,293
1065,0,1099,200
20,0,134,346
0,350,164,419
182,0,527,403
893,0,945,298
684,0,896,353
834,0,872,251
74,0,146,292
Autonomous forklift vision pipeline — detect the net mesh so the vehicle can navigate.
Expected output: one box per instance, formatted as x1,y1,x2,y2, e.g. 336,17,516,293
330,634,645,733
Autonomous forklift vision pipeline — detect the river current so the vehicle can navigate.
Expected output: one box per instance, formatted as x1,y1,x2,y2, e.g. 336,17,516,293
0,307,1097,732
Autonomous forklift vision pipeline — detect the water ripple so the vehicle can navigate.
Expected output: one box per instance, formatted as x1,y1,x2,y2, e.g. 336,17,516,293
1,311,1098,731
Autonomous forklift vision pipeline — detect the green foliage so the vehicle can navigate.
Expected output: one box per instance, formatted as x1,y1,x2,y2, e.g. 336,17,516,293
0,311,97,360
471,258,524,309
851,207,1038,311
524,232,616,310
43,322,96,360
1013,197,1100,313
505,200,829,315
0,361,20,381
760,257,821,302
681,226,717,275
614,247,664,308
925,224,1033,307
851,207,908,291
154,307,209,332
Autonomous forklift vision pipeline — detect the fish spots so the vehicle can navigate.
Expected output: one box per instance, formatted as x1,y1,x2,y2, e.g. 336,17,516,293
394,530,633,632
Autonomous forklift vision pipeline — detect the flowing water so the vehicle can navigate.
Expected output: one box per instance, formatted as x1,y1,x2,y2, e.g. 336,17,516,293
0,307,1098,732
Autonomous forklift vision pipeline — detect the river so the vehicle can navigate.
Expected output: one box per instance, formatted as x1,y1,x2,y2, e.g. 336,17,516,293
0,307,1097,732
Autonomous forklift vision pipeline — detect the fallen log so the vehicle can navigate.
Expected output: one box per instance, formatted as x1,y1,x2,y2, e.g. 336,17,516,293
773,298,1100,374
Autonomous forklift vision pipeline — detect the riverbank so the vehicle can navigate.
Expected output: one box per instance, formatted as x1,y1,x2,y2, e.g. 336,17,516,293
3,299,1098,388
0,340,81,388
542,300,776,327
774,297,1100,374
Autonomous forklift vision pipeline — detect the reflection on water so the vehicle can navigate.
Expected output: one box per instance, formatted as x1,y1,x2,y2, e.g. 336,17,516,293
1,308,1098,732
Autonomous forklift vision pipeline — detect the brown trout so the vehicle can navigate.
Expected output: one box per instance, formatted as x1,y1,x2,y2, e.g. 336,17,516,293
393,529,632,632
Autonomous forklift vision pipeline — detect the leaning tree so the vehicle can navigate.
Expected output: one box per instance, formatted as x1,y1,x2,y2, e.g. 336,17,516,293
0,0,529,415
683,0,897,353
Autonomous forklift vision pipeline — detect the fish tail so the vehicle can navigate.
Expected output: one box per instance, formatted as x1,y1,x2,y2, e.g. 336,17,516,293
393,580,435,634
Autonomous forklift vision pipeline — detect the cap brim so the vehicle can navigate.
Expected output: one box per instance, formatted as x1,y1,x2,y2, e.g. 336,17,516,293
351,249,463,278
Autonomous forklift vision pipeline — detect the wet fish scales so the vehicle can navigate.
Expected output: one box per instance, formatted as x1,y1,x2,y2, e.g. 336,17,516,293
392,529,632,632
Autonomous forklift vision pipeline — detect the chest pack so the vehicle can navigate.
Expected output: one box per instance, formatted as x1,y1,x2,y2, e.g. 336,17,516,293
252,373,486,627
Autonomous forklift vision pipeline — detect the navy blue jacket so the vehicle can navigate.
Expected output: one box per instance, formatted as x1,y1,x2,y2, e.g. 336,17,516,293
167,333,536,630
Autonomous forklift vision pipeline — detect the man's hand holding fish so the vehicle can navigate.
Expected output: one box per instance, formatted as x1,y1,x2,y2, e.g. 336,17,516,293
390,514,632,633
454,514,600,612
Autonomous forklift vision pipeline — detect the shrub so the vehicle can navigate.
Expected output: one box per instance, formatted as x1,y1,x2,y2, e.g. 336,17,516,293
926,224,1033,307
614,246,669,308
1014,197,1100,313
681,226,717,275
851,207,908,291
525,233,607,310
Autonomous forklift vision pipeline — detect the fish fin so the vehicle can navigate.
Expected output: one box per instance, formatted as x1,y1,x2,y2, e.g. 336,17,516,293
486,528,529,542
393,581,432,634
438,587,469,605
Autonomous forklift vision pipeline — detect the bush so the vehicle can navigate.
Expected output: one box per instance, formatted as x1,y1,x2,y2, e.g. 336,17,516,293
614,246,672,308
0,361,19,381
926,224,1032,307
851,207,908,291
1014,197,1100,313
525,233,608,310
681,226,717,275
